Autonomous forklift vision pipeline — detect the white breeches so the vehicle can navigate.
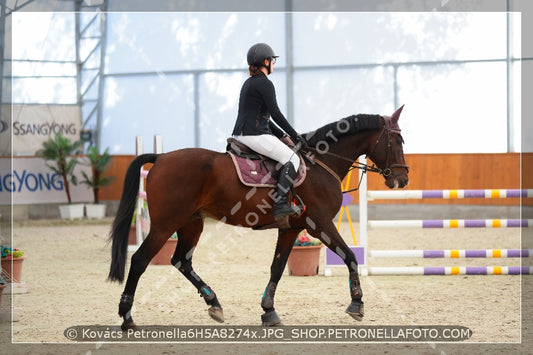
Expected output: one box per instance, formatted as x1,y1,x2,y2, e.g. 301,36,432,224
233,134,300,171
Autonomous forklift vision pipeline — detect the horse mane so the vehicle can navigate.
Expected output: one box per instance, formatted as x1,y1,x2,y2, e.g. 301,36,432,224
303,114,383,147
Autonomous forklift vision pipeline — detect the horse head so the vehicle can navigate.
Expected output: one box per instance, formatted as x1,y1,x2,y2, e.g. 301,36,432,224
367,105,409,189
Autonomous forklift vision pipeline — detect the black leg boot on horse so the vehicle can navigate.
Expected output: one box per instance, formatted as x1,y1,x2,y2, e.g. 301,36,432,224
273,163,303,222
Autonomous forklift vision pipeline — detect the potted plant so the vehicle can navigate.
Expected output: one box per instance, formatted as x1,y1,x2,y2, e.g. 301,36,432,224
151,232,178,265
36,132,84,219
1,246,26,283
287,230,323,276
80,146,116,219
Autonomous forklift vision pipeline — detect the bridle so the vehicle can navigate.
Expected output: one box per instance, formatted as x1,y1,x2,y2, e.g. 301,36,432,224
366,121,410,175
301,118,409,193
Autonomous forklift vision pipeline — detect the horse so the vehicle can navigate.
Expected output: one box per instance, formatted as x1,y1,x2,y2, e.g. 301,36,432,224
107,106,409,329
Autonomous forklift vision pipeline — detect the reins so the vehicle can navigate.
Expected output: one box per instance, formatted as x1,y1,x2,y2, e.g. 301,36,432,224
302,148,383,193
300,123,409,194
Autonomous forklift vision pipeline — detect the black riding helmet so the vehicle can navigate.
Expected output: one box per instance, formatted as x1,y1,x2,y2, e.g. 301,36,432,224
247,43,279,74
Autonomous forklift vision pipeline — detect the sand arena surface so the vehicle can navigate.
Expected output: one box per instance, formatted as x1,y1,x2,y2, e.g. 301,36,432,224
1,218,531,354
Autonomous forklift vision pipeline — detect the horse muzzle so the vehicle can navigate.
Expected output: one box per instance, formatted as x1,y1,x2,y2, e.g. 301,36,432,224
385,172,409,189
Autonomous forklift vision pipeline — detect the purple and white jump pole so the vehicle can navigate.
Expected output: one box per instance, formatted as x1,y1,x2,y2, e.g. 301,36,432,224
323,158,532,276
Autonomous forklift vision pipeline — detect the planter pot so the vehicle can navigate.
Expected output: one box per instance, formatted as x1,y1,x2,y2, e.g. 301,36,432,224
287,245,322,276
85,204,106,219
59,204,85,220
151,238,178,265
1,257,26,283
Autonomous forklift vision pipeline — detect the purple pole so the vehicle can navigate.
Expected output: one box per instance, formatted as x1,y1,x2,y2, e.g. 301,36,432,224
508,266,530,275
424,267,446,275
464,250,487,257
422,190,444,199
508,219,528,227
423,250,445,258
506,189,522,198
465,220,487,228
464,190,486,198
466,267,488,275
422,220,444,228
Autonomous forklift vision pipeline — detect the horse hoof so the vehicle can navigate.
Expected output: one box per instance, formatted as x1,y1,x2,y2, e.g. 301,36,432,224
121,320,137,331
345,301,364,321
261,309,283,326
346,311,363,321
208,306,225,323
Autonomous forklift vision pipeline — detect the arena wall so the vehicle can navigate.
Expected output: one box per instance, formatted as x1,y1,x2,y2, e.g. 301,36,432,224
99,153,533,206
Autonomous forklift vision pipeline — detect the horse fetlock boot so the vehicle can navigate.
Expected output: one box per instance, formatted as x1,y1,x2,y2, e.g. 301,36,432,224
118,293,134,316
199,285,216,303
346,272,364,321
348,272,364,300
273,163,302,219
119,293,136,330
261,282,277,311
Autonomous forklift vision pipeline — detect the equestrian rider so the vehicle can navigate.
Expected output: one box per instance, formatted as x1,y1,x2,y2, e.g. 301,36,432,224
232,43,306,220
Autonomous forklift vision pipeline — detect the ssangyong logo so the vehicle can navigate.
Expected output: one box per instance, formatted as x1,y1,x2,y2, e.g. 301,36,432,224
0,120,8,134
12,121,77,136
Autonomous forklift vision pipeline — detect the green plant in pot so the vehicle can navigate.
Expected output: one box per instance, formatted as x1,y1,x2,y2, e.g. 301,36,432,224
1,246,26,283
36,132,84,219
81,146,116,218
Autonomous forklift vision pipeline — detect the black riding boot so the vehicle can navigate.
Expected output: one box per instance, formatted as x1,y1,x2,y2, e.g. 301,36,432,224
273,163,302,220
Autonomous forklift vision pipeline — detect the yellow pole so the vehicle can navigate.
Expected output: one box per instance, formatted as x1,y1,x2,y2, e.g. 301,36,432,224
336,170,357,244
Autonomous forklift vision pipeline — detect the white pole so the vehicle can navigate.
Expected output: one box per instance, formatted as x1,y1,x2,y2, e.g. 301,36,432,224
358,156,368,276
154,134,162,154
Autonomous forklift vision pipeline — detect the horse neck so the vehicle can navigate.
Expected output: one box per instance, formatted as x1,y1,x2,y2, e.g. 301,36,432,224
313,130,376,180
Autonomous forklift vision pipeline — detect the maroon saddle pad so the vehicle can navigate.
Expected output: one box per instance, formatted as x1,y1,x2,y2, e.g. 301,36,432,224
226,138,307,188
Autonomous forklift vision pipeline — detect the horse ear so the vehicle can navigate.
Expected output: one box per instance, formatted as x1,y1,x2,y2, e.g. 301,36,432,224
391,104,404,124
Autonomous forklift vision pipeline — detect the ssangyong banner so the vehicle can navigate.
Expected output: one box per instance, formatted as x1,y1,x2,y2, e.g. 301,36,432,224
0,104,82,156
0,157,93,205
0,105,11,156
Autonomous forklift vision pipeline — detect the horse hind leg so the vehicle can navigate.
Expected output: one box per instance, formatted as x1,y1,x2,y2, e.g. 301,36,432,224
118,228,175,330
172,217,224,323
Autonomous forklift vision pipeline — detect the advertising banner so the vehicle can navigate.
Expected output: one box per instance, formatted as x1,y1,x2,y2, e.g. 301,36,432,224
0,105,11,156
0,104,82,156
0,157,93,205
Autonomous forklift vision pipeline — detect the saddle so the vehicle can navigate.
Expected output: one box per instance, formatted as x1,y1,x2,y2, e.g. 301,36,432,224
226,138,307,188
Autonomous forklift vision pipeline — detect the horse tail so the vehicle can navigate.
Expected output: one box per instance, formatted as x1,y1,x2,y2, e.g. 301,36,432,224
107,153,159,283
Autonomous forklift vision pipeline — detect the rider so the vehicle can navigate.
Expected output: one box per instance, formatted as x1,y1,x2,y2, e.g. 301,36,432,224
232,43,306,220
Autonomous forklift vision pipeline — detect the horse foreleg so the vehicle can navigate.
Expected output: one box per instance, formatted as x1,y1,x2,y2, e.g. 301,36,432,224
261,228,300,326
172,217,224,323
308,221,364,321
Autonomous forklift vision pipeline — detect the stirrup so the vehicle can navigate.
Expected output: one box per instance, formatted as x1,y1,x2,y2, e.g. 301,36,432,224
292,194,306,216
273,198,304,219
273,205,302,220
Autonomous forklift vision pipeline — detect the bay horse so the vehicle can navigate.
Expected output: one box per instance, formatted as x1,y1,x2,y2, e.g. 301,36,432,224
108,106,409,329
